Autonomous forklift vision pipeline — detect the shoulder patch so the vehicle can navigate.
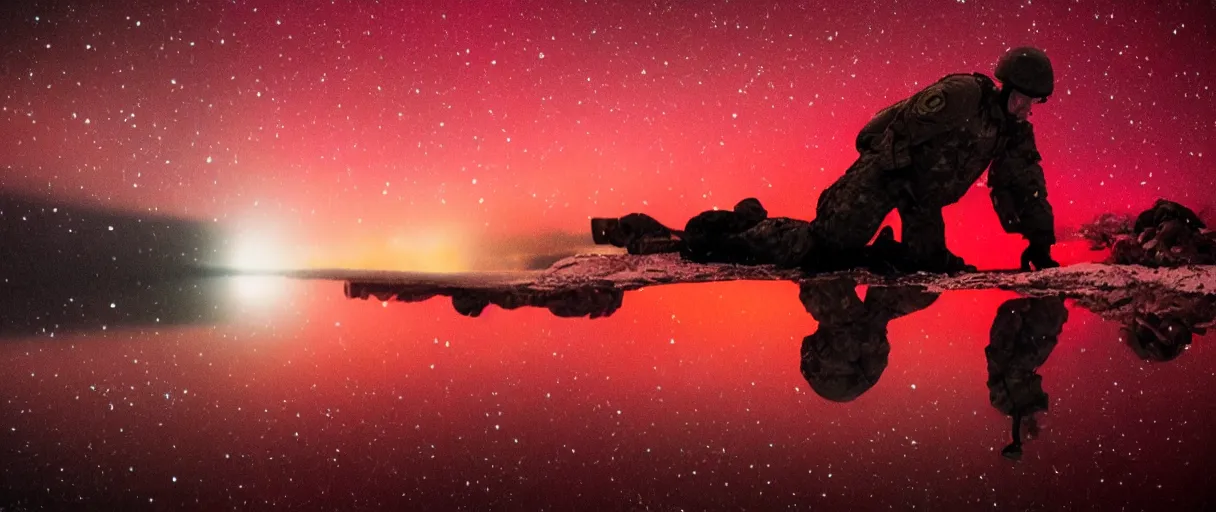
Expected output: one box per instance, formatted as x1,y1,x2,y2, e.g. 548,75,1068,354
913,86,947,115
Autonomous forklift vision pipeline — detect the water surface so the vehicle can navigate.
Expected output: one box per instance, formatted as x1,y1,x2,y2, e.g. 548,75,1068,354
2,278,1214,510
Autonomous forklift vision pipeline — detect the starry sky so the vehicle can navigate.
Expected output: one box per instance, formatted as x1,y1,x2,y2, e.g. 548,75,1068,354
2,0,1214,271
4,4,1216,506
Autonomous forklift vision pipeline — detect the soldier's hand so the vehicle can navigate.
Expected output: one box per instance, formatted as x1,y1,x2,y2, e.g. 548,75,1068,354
1020,241,1059,272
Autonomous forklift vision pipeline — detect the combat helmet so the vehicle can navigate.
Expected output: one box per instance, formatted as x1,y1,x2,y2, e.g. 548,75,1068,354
995,46,1054,99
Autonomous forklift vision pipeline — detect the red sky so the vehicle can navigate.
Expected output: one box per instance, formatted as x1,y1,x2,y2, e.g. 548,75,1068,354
4,4,1216,507
2,0,1214,271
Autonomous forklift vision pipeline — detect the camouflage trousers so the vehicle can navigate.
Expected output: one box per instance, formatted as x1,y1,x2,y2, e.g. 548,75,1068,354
692,155,956,270
611,154,963,271
682,216,816,267
808,154,954,270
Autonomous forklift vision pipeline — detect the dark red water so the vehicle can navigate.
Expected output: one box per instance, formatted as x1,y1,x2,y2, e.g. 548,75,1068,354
2,279,1214,510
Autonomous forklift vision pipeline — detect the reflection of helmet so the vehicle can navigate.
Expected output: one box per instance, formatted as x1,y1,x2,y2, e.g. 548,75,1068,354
799,328,890,402
798,281,936,402
995,46,1054,98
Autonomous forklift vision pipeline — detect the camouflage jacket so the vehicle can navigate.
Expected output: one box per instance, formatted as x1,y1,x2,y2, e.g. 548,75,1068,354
855,73,1056,245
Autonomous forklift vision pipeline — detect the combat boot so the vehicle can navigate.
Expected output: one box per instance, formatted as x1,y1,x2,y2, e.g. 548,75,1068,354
591,214,673,248
591,218,622,245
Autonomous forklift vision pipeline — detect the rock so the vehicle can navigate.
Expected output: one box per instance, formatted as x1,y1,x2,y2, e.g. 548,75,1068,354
1079,212,1134,250
1097,199,1216,267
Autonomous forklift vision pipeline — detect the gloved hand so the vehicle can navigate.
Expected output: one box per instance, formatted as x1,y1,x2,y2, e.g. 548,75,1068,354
1020,241,1059,271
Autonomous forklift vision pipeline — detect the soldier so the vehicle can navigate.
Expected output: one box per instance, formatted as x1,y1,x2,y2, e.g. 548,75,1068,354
798,278,939,402
592,197,906,270
986,297,1068,460
591,197,817,267
593,46,1061,274
809,46,1061,272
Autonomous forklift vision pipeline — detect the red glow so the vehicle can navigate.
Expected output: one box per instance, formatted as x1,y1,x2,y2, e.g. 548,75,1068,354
2,1,1213,270
1,281,1213,508
2,2,1216,506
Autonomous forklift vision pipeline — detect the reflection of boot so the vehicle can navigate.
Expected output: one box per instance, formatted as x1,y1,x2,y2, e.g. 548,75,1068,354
1002,412,1024,460
1001,442,1023,460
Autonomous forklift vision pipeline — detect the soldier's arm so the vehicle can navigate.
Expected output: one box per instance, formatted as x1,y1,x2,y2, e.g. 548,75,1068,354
988,121,1056,245
861,75,984,169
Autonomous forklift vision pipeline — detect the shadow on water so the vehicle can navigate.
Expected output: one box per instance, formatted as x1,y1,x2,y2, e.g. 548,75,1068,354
0,192,226,338
345,272,1216,460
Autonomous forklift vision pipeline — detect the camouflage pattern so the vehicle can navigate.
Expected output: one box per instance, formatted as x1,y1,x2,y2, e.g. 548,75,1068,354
986,297,1068,459
596,198,819,267
680,197,773,263
600,197,946,273
799,278,939,402
594,72,1057,273
812,72,1057,271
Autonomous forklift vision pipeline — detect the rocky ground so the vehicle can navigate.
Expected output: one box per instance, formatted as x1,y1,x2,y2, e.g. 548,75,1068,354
338,252,1216,323
335,199,1216,332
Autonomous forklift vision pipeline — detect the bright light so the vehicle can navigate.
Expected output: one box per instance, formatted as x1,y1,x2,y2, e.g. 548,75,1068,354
226,230,290,271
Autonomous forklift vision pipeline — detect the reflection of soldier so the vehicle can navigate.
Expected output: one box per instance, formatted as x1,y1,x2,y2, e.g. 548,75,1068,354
798,278,939,402
449,286,624,319
593,47,1061,273
344,282,624,319
986,297,1068,460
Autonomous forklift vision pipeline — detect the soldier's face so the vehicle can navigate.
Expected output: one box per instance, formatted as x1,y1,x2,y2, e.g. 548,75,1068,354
1007,90,1035,119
